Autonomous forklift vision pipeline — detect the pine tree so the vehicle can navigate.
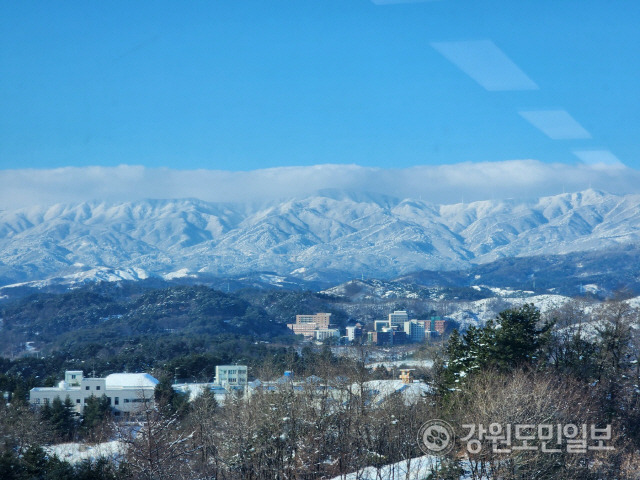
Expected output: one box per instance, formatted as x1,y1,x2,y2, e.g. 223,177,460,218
81,394,111,440
154,376,189,417
441,304,552,391
49,396,76,441
484,303,552,370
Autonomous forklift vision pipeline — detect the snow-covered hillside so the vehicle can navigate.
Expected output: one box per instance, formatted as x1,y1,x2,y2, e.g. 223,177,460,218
1,189,639,286
447,294,575,329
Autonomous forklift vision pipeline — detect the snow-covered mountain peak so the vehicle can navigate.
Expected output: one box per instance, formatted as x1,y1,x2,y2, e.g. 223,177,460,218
0,189,639,286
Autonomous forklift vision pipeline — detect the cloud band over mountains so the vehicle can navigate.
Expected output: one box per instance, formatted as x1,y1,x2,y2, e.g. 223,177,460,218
1,160,638,210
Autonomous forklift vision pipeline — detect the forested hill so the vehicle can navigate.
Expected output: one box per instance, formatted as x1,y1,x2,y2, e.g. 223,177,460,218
0,284,349,359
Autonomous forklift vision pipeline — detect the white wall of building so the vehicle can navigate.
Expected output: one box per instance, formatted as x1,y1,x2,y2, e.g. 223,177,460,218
215,365,248,387
29,371,158,414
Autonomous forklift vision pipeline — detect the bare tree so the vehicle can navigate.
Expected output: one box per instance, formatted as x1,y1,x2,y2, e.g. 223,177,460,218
118,391,198,480
0,401,51,454
444,370,626,480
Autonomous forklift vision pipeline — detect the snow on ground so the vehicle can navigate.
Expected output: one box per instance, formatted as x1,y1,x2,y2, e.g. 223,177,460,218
328,455,436,480
0,266,151,291
448,294,573,330
328,455,472,480
485,286,535,297
162,268,195,280
45,440,126,464
627,296,640,309
353,379,432,406
366,359,434,370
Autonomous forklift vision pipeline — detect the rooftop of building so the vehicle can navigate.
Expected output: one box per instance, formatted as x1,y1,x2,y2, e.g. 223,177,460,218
30,372,159,392
105,373,159,389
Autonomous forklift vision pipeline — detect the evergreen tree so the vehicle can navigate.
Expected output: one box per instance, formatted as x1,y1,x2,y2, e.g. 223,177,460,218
73,458,119,480
154,376,188,417
42,455,75,480
484,303,552,370
40,400,53,423
440,304,552,391
21,445,49,478
49,396,76,441
81,394,111,439
0,449,21,480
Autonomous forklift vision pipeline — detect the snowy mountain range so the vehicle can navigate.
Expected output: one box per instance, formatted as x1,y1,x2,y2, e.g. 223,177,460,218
1,188,639,288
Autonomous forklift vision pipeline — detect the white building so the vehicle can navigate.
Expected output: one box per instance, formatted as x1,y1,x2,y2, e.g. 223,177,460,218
404,320,425,342
172,365,249,405
215,365,248,387
315,328,340,342
389,310,409,328
172,383,230,404
346,324,363,342
29,370,159,414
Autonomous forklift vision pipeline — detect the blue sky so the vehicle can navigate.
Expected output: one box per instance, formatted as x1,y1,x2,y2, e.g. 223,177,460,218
1,1,639,175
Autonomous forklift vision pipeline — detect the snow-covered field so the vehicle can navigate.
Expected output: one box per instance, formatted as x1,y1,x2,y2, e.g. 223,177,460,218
45,440,126,464
354,379,432,406
366,359,434,370
328,455,472,480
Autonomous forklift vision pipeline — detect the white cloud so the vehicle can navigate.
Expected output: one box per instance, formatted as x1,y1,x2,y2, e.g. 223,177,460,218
1,161,639,210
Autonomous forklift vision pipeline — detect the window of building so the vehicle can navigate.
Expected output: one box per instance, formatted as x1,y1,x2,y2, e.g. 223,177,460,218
124,399,130,403
76,399,81,404
71,375,76,379
86,386,90,390
96,386,100,390
35,398,40,404
114,397,119,405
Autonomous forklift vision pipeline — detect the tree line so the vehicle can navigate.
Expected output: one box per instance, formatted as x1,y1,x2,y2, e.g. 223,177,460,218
1,300,640,479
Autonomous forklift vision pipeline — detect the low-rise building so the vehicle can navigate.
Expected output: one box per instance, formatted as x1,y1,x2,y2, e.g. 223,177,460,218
172,365,249,405
368,330,394,346
288,322,320,338
315,328,340,341
215,365,248,387
431,317,448,335
29,370,159,414
374,320,389,332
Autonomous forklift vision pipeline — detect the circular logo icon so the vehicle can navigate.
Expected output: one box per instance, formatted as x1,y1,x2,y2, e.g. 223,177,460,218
418,419,455,456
